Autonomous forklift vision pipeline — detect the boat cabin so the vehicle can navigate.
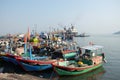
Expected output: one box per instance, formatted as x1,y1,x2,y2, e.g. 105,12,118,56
80,45,104,65
81,45,104,57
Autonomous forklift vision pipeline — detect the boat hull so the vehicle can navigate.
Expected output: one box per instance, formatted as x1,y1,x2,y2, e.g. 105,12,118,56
54,63,102,76
19,62,52,71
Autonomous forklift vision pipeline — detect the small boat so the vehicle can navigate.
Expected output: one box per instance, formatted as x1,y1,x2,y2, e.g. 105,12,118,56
52,45,105,76
75,33,90,37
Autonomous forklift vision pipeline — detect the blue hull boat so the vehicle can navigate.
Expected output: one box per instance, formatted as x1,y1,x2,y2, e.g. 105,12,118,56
0,54,53,71
19,62,52,71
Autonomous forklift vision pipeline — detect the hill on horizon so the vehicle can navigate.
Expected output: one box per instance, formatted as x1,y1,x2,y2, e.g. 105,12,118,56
114,31,120,34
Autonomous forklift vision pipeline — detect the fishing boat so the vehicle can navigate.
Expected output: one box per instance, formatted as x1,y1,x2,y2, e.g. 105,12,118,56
2,48,57,71
0,39,59,71
75,33,90,37
0,51,56,71
52,45,105,76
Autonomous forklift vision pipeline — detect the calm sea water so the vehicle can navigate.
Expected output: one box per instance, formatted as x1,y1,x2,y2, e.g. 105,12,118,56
58,34,120,80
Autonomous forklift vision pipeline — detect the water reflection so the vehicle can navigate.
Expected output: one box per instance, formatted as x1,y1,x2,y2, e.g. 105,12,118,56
58,67,105,80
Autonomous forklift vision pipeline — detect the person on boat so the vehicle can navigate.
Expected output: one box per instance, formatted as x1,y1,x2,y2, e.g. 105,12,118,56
76,47,82,55
74,47,82,62
101,52,107,63
75,53,80,62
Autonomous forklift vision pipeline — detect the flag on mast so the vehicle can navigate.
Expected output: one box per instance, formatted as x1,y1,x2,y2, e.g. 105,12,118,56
27,27,30,40
24,34,27,43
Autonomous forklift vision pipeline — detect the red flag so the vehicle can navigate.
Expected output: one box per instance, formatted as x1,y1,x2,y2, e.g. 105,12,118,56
24,34,27,43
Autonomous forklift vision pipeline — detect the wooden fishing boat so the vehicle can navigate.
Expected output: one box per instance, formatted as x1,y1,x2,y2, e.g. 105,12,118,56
0,42,56,71
14,45,58,71
1,52,56,71
1,53,56,71
52,45,105,76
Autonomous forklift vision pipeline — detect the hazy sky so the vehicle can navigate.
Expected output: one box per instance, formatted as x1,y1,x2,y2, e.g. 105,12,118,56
0,0,120,35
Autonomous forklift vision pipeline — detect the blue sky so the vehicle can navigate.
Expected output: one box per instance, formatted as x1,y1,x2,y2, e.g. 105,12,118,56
0,0,120,35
